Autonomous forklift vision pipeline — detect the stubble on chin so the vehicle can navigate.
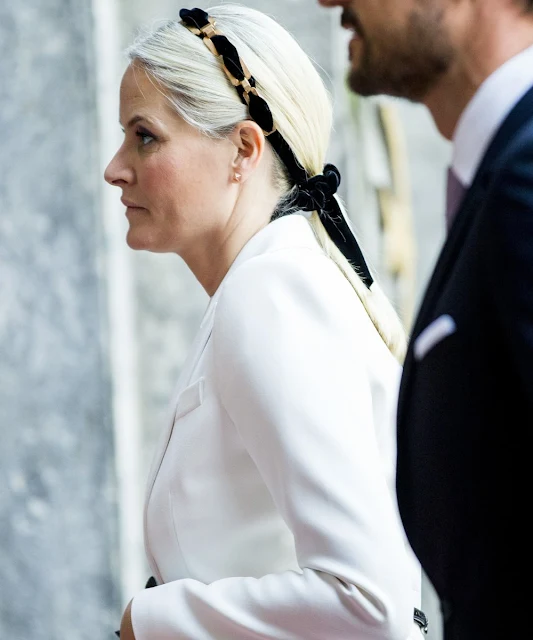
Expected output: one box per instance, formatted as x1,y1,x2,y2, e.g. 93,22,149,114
347,5,454,102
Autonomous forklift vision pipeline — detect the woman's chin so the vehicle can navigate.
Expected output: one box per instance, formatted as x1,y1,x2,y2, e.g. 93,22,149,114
126,228,154,251
126,228,175,253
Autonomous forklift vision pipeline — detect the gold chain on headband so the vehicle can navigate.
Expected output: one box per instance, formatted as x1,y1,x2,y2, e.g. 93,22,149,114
180,16,276,135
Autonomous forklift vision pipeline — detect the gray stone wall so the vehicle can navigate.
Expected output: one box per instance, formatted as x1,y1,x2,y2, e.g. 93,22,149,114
0,1,120,638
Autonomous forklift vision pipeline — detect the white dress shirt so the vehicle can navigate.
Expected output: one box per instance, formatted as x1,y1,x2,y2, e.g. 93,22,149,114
452,44,533,188
131,215,422,640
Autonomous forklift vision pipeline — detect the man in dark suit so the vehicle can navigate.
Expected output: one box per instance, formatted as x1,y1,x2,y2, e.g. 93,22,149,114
318,0,533,638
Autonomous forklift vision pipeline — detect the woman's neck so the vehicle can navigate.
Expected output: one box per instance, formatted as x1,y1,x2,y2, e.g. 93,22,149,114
183,180,281,297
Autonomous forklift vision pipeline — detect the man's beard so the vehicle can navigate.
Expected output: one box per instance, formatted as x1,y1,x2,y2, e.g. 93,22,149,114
348,4,455,101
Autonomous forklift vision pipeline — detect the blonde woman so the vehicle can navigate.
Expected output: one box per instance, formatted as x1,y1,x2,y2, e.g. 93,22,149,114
105,6,425,639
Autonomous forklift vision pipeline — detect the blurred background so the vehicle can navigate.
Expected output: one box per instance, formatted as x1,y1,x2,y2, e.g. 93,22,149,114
0,0,450,638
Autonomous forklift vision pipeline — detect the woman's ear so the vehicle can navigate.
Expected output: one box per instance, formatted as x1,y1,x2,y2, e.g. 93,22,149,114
228,120,265,182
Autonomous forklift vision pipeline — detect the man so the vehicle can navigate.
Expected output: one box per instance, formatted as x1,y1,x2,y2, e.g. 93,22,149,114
318,1,533,638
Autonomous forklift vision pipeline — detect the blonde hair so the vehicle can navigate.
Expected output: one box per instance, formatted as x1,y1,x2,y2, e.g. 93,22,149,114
127,4,406,361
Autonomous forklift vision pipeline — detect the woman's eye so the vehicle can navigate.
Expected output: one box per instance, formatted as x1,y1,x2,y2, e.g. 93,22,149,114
136,130,156,146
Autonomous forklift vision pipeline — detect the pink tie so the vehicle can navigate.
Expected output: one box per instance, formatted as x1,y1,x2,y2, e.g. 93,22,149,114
446,167,466,231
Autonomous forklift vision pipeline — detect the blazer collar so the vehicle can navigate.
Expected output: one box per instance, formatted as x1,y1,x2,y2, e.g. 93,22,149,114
220,213,319,285
199,214,320,327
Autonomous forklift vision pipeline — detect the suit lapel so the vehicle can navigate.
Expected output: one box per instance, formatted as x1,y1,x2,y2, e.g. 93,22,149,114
399,85,533,425
409,175,487,339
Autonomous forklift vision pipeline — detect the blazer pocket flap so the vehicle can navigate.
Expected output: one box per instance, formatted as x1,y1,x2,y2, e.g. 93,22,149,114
414,314,457,361
174,377,205,422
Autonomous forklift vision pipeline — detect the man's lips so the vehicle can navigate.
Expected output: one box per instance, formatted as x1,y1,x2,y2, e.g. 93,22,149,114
341,10,363,38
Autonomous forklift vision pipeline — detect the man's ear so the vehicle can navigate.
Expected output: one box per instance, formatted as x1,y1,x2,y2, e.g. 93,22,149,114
228,120,266,181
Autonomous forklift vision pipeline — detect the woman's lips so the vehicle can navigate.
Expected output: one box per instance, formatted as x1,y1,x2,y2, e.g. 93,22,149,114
121,198,146,209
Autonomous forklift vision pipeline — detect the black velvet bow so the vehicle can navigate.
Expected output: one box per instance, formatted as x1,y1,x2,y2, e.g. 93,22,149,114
294,164,341,212
291,164,374,288
179,7,210,30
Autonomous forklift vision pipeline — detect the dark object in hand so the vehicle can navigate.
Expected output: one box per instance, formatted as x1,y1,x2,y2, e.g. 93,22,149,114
414,607,429,633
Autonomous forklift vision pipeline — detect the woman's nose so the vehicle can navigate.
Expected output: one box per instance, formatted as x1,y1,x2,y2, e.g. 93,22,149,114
104,149,134,186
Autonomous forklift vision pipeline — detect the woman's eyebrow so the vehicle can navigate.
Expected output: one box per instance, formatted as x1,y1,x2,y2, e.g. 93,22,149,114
120,114,155,129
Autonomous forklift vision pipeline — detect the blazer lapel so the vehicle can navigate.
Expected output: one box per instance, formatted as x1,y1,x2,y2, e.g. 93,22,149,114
143,296,217,506
399,84,533,424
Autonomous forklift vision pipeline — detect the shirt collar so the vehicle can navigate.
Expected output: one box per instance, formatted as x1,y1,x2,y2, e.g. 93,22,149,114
452,44,533,187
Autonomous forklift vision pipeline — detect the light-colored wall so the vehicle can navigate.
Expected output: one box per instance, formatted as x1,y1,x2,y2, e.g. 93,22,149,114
0,1,121,637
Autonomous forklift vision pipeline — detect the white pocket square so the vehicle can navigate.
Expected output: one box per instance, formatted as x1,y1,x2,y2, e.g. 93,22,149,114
174,377,205,421
413,314,457,361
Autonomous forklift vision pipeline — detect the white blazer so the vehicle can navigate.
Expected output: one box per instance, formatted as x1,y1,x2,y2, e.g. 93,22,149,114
132,215,422,640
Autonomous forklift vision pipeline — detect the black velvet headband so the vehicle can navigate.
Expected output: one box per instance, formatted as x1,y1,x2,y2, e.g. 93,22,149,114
179,7,374,289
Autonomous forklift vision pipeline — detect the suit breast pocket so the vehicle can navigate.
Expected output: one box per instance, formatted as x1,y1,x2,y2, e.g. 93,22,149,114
413,314,457,362
173,377,205,422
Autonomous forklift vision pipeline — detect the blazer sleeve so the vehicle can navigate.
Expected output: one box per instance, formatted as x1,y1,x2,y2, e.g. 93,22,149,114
484,136,533,409
131,248,414,640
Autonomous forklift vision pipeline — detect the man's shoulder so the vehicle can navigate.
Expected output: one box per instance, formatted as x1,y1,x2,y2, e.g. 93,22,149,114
492,100,533,184
479,113,533,212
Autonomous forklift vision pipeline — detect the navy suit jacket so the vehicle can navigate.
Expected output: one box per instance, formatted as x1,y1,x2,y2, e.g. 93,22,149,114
397,85,533,639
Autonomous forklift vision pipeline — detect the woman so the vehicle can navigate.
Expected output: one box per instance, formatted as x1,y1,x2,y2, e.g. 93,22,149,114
105,5,425,639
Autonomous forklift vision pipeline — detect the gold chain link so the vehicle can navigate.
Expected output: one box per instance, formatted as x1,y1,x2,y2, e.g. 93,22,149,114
181,17,276,135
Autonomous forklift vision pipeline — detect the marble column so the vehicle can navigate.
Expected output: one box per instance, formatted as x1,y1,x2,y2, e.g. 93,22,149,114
0,1,120,638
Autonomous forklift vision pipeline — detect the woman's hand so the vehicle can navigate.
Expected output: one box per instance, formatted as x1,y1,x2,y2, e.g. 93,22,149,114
119,600,136,640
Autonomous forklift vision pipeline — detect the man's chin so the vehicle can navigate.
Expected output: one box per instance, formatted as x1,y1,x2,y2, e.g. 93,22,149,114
348,66,434,102
348,67,381,97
